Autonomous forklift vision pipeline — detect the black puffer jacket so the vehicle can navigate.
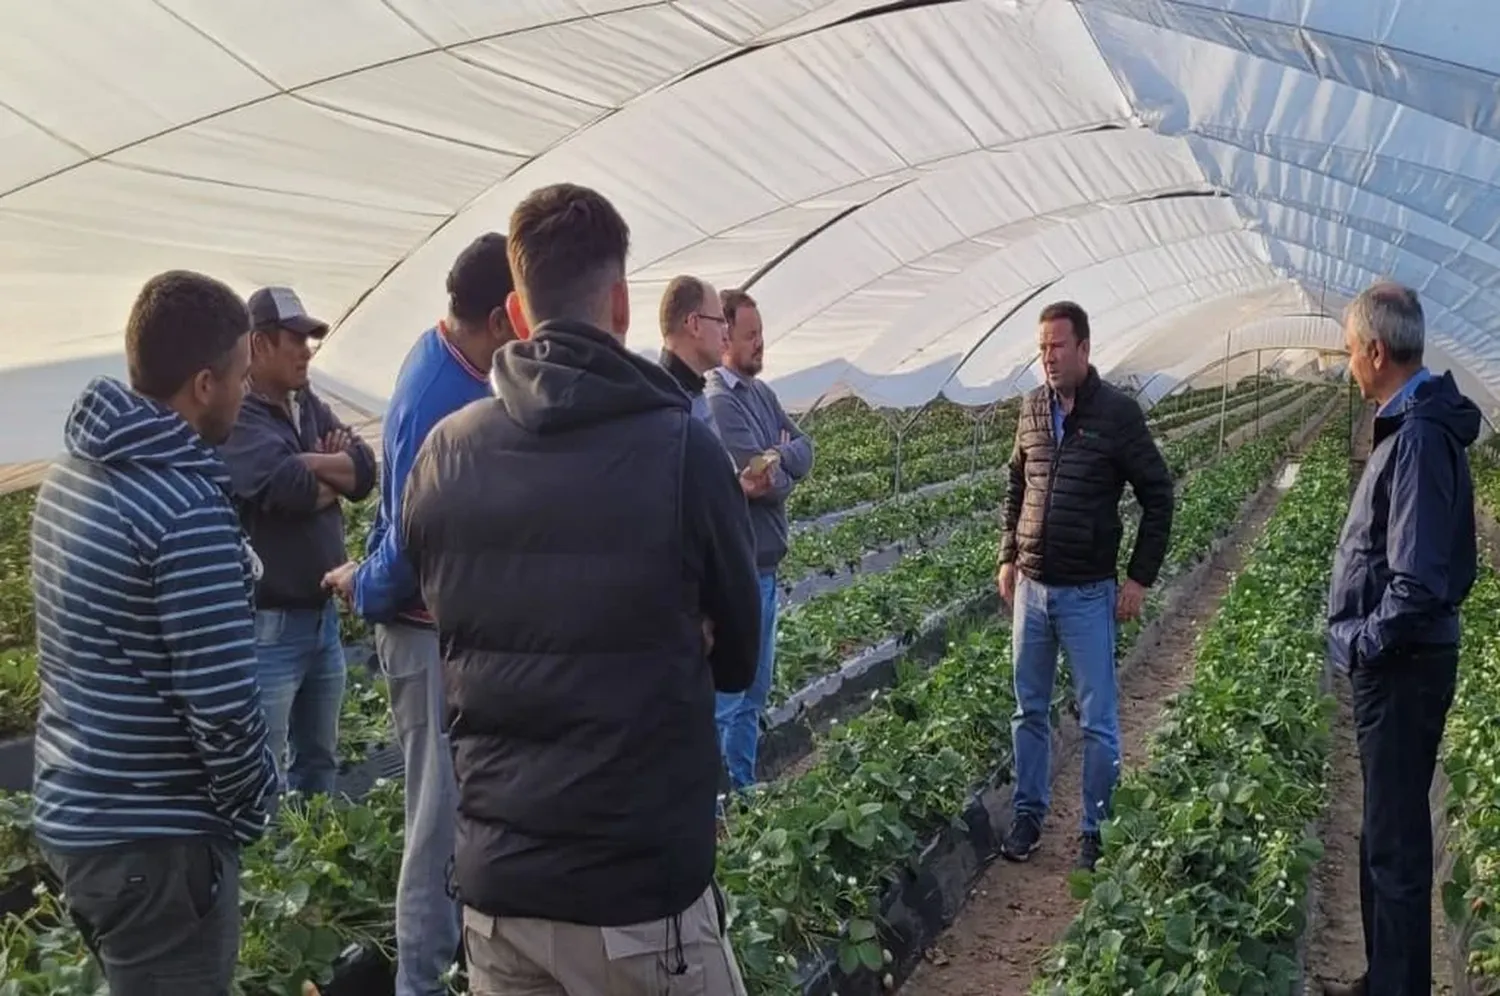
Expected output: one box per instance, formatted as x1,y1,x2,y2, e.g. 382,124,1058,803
400,320,761,927
999,368,1174,587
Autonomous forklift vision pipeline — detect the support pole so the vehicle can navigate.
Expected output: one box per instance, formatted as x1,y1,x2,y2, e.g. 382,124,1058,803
1254,348,1263,438
1217,333,1232,455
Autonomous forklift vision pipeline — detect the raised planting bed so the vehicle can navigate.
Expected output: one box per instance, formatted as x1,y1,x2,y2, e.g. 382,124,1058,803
757,592,995,782
806,399,1014,481
716,623,1021,995
787,439,1013,523
1032,415,1352,996
780,474,1002,600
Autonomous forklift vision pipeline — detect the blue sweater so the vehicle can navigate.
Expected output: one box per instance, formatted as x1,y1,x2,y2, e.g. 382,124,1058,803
30,377,278,851
704,368,815,570
354,324,491,624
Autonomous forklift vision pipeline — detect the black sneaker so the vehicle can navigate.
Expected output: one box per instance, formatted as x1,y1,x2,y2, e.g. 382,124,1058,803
1075,832,1102,872
1000,813,1042,862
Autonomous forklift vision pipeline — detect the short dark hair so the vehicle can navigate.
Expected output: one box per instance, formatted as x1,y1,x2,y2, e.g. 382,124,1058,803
507,184,630,324
447,233,513,326
1039,300,1090,342
721,288,757,326
126,270,249,400
660,275,708,339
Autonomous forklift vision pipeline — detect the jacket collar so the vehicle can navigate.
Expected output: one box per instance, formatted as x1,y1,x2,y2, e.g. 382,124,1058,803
1044,366,1101,411
659,347,706,396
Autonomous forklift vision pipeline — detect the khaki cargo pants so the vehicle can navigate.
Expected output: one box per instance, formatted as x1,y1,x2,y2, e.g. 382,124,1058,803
462,886,748,996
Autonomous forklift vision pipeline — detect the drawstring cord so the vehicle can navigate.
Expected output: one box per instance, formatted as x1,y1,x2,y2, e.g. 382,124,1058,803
667,912,688,975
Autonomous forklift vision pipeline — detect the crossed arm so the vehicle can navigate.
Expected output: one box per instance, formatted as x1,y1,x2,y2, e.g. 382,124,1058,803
222,399,377,515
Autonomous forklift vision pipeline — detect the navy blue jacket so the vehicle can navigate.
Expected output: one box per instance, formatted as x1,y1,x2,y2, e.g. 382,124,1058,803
1328,370,1480,671
219,391,376,610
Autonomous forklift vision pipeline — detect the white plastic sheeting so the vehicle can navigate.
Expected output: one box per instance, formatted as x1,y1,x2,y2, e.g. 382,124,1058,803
1,0,1498,469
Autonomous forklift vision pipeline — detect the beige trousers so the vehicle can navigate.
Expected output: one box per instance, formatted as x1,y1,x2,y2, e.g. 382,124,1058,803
462,886,748,996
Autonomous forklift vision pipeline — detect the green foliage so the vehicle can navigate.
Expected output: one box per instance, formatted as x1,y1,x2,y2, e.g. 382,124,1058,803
1034,421,1350,996
0,782,404,996
0,651,38,740
780,474,1003,582
335,666,391,767
725,400,1331,994
1438,453,1500,980
0,490,36,653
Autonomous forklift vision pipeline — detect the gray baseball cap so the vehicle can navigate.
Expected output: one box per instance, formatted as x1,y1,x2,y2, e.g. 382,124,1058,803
247,286,329,338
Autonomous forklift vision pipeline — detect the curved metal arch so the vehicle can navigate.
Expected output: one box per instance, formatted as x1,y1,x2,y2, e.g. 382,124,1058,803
857,202,1264,375
925,261,1293,406
1261,230,1500,372
1088,0,1500,142
749,149,1212,329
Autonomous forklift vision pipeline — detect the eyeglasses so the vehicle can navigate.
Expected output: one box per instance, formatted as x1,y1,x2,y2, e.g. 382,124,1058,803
694,313,729,327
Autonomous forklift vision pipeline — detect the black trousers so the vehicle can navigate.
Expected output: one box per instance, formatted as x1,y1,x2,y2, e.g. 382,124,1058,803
42,835,240,996
1350,645,1457,996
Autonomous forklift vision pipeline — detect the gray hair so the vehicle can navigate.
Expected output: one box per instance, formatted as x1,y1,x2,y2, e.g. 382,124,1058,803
1346,281,1424,364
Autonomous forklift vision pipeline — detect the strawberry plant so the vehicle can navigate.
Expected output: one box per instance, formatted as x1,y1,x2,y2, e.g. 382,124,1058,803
1437,452,1500,982
1439,564,1500,982
336,666,391,766
0,781,404,996
0,652,38,740
780,474,1004,583
0,490,36,652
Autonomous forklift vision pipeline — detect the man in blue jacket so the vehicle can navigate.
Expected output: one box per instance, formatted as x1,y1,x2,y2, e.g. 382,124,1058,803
220,287,377,795
1325,282,1479,996
30,270,277,994
323,233,516,996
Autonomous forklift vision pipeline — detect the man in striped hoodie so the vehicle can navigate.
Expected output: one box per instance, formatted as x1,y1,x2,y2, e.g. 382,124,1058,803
30,270,278,995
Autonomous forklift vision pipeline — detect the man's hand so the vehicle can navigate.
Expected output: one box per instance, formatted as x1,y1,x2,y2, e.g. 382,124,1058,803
701,617,716,655
1116,578,1147,622
323,561,358,606
997,562,1017,606
739,464,772,499
319,429,353,454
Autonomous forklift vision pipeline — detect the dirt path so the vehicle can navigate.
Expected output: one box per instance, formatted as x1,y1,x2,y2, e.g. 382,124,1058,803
1306,684,1368,992
1303,400,1453,994
904,447,1302,996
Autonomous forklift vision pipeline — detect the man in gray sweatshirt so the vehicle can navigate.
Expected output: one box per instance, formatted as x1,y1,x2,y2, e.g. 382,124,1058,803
705,288,815,792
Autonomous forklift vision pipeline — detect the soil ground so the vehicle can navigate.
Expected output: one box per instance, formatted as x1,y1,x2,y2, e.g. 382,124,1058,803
904,417,1320,996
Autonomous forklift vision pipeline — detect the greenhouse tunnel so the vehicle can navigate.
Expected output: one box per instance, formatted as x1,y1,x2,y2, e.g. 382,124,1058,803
2,0,1499,491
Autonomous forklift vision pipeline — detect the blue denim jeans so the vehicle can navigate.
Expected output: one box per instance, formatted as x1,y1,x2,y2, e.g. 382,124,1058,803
715,572,779,792
1010,575,1121,834
375,623,461,996
254,603,346,795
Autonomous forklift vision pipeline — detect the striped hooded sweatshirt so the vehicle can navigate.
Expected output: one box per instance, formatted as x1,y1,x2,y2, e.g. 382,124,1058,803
30,377,278,851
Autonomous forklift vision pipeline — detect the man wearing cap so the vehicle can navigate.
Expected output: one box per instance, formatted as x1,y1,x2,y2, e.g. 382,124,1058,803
220,287,377,795
322,234,517,996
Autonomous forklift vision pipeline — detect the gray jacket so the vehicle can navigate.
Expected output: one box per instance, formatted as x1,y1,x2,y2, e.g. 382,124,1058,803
705,368,814,571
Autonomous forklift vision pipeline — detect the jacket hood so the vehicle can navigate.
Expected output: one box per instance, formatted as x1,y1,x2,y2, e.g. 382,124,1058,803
1390,371,1482,448
64,376,231,484
489,321,689,433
